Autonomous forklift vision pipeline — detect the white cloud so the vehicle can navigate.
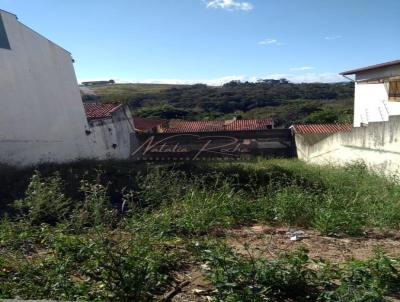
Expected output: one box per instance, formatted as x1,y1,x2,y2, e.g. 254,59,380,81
258,38,283,46
206,0,254,11
78,72,344,86
289,66,314,71
325,35,342,40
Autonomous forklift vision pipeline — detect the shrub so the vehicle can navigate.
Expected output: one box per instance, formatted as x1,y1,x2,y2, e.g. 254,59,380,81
12,171,72,225
200,241,319,302
71,179,117,229
133,168,188,209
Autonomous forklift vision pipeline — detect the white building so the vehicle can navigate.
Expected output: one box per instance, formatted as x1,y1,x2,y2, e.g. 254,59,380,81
0,9,135,166
340,60,400,127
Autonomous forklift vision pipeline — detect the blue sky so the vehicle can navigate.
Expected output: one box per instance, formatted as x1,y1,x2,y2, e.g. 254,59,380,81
1,0,399,84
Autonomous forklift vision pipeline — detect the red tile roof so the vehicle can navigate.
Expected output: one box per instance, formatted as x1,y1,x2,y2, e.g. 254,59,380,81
84,103,122,120
133,117,166,132
160,118,274,133
291,123,353,135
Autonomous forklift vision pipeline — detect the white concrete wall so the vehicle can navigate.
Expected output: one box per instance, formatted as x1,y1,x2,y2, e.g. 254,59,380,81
0,11,136,166
296,116,400,177
0,10,95,166
293,133,332,160
87,106,134,160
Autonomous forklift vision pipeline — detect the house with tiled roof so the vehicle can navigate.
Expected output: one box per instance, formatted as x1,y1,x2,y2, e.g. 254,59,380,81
159,118,274,133
132,117,274,134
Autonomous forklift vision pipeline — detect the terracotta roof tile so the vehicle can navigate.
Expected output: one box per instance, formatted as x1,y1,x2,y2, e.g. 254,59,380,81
291,123,353,134
161,118,274,133
84,103,122,120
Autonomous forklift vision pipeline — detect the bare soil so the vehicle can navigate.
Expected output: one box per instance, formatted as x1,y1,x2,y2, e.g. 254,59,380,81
226,224,400,262
171,224,400,301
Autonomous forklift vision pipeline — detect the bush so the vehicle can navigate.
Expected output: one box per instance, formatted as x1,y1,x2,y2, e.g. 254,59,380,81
12,171,73,225
71,178,118,229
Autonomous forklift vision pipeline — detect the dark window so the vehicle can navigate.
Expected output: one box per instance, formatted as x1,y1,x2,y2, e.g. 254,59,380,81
0,14,11,49
389,81,400,102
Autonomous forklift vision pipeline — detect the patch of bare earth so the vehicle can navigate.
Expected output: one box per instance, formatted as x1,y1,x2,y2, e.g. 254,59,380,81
226,225,400,261
169,266,213,302
170,224,400,301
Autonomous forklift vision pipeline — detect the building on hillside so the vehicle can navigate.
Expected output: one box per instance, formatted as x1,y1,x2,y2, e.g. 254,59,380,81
0,10,135,166
82,80,115,86
341,60,400,127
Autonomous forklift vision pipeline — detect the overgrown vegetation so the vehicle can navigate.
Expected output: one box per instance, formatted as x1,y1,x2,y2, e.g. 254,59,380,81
83,80,354,126
1,159,400,301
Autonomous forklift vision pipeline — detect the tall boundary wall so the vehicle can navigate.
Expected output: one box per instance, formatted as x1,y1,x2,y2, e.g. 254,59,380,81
295,116,400,177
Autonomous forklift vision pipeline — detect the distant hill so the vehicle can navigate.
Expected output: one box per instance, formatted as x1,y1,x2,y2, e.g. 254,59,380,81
81,83,185,102
81,80,355,127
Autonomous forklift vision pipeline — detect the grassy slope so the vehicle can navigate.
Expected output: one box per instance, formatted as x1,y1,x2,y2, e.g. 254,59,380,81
85,83,184,102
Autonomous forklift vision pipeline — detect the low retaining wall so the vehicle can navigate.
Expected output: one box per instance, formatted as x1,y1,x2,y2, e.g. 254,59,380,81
295,116,400,176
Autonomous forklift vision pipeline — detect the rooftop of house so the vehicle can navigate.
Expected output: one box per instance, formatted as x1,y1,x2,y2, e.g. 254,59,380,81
132,117,274,133
340,60,400,76
290,123,353,135
159,118,274,133
84,103,122,120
